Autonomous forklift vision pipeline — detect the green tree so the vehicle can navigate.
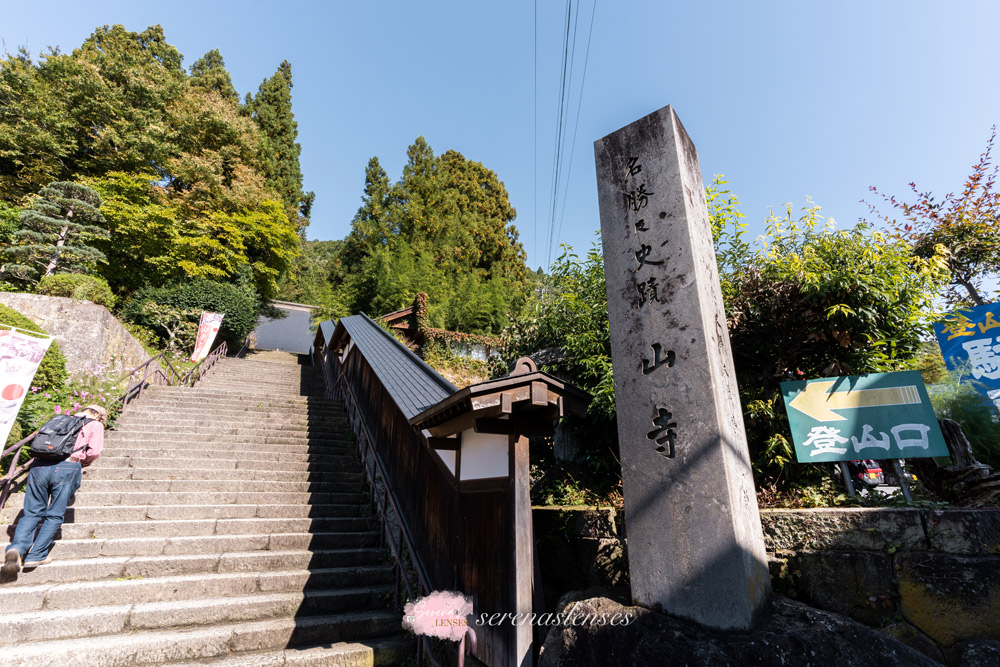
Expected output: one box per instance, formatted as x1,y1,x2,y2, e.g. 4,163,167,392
244,61,309,228
867,127,1000,307
82,171,180,293
5,181,108,282
189,49,238,104
0,50,77,201
277,239,345,311
496,177,949,501
57,24,185,178
713,186,948,490
338,138,528,334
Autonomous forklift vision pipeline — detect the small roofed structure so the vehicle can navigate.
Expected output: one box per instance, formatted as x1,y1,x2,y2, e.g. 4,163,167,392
377,292,499,362
252,300,318,355
320,313,590,665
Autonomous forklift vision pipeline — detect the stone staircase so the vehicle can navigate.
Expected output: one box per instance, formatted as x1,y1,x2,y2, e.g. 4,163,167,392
0,353,413,666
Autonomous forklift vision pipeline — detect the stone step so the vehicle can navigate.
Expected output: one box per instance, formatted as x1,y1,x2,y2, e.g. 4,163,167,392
143,389,338,405
117,408,347,424
79,479,368,494
0,586,396,646
108,429,353,445
0,566,395,613
2,489,367,509
93,456,357,474
196,379,325,389
90,449,358,465
3,516,376,541
3,502,365,524
42,531,381,561
0,548,388,588
101,437,354,451
81,467,364,483
110,423,350,438
121,405,345,421
163,636,414,667
0,611,405,666
92,452,357,470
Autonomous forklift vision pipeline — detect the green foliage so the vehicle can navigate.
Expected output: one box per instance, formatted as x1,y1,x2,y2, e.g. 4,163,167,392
867,127,1000,308
5,181,108,282
189,49,238,104
244,60,310,229
335,139,529,334
123,278,258,349
1,25,306,303
276,239,346,315
0,201,18,246
928,368,1000,468
496,177,949,503
493,241,621,505
0,303,68,391
715,180,949,489
36,273,116,308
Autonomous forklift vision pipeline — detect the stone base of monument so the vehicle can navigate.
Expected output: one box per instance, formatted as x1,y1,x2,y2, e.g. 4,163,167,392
537,589,946,667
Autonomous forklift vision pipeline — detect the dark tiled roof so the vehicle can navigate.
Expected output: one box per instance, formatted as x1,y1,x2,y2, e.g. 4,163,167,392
338,314,456,419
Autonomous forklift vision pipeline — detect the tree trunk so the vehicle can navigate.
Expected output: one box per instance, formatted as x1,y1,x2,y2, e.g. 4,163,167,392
44,224,69,277
909,418,1000,506
956,275,985,307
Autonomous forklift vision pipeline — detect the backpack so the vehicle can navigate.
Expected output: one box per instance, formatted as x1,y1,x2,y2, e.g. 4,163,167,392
30,415,94,460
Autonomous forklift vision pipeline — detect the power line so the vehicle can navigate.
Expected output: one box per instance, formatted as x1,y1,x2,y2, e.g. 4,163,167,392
555,0,598,248
533,0,538,269
546,0,574,267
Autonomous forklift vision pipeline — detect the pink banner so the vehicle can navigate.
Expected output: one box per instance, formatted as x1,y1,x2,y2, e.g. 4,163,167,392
0,327,53,445
190,312,224,363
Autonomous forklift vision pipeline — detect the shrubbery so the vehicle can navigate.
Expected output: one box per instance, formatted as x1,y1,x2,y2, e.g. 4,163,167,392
36,274,116,308
0,304,68,392
122,278,259,349
928,369,1000,468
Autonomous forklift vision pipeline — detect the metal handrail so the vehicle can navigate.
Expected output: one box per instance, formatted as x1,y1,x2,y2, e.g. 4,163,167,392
0,341,228,513
331,368,450,667
180,341,229,386
235,338,251,359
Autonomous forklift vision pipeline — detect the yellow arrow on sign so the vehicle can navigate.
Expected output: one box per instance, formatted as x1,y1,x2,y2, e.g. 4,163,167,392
788,381,922,422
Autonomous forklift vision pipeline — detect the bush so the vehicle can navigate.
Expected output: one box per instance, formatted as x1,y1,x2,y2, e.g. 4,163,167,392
929,370,1000,468
122,278,259,349
36,273,116,308
0,304,68,391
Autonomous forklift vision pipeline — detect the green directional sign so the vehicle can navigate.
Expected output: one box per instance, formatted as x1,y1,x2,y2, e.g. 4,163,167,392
780,371,948,463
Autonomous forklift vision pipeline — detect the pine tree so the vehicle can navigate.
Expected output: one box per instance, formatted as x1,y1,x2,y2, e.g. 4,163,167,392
245,60,306,227
189,49,239,104
4,181,108,281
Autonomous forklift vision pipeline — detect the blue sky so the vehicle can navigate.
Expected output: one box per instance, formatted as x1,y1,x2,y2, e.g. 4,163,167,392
3,1,999,271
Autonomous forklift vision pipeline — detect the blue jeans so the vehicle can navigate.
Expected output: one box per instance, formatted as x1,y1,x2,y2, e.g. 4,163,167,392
6,459,82,562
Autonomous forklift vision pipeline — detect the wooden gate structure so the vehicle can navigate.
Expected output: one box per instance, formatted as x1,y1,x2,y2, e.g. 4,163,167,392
318,314,589,666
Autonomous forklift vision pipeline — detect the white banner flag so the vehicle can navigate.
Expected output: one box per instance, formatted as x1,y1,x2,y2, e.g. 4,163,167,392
0,326,54,446
190,312,224,363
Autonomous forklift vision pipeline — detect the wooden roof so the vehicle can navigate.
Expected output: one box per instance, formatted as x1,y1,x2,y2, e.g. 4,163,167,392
331,314,456,419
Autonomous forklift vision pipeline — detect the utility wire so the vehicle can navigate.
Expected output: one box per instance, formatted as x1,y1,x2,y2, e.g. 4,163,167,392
533,0,538,270
546,0,574,267
555,0,598,248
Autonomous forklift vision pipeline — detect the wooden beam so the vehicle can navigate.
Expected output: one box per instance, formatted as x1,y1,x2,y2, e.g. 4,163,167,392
530,381,548,407
428,437,460,451
474,418,555,438
501,392,513,415
458,476,509,493
511,434,533,666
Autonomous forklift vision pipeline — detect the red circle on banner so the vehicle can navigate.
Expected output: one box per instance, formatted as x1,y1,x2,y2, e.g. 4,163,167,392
2,384,25,400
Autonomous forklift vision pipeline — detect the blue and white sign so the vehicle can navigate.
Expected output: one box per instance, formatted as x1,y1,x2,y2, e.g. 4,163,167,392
933,302,1000,412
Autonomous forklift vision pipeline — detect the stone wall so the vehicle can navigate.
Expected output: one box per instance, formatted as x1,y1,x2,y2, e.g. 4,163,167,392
0,293,150,377
533,505,1000,665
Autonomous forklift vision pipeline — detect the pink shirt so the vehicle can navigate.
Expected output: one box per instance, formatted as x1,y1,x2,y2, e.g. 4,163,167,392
71,420,104,466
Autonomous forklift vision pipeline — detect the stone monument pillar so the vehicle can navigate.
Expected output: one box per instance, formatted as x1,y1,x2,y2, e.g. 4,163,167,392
593,105,771,630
